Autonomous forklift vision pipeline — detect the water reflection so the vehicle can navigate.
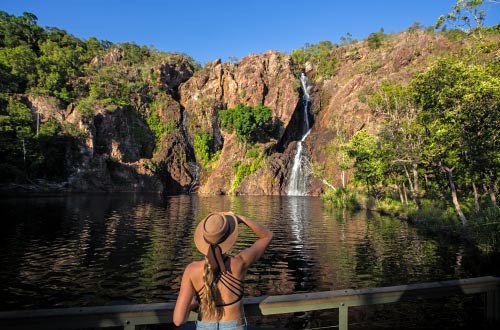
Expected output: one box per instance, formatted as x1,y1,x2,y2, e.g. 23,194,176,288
0,194,498,313
287,197,305,246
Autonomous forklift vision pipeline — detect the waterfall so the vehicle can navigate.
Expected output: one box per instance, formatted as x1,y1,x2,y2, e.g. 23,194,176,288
181,109,200,194
181,109,192,148
287,73,312,196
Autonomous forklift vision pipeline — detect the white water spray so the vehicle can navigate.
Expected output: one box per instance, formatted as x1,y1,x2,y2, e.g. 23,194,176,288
287,73,312,196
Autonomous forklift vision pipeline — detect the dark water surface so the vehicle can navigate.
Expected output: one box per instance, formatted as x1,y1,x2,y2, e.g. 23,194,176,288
1,193,499,328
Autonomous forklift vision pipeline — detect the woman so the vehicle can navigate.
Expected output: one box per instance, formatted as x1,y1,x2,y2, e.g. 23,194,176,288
173,211,273,329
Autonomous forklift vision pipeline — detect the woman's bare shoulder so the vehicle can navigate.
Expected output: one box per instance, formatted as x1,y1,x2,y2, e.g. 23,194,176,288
184,260,205,290
229,254,246,272
185,260,205,272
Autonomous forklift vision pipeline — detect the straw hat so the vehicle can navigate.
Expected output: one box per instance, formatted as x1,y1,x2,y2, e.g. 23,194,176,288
194,212,239,255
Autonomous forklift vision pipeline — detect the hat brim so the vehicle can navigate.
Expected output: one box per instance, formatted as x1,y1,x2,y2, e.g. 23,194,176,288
194,212,239,255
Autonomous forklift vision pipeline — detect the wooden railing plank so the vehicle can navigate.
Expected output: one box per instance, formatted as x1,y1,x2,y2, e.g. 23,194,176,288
0,276,498,330
258,276,500,314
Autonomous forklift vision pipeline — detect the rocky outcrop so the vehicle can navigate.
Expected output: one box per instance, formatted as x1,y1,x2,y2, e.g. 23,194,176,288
179,50,301,195
304,30,456,192
16,52,198,193
6,30,468,196
89,48,123,67
62,104,163,192
26,95,64,124
157,60,196,91
180,51,299,138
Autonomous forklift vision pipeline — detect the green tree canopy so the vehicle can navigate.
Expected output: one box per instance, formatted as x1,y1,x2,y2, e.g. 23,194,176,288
219,103,275,143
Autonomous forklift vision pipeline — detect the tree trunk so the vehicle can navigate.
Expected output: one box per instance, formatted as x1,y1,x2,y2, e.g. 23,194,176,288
403,164,419,208
403,182,408,205
472,181,480,213
484,184,497,208
403,164,414,192
443,166,467,225
412,161,421,210
397,184,405,204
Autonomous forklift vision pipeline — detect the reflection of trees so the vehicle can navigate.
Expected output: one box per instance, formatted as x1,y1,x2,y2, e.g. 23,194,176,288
230,196,298,296
306,209,367,290
352,213,441,287
2,195,498,313
310,209,445,291
137,195,199,301
354,234,378,286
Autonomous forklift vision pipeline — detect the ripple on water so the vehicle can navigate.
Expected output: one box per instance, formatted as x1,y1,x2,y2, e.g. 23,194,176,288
0,194,499,312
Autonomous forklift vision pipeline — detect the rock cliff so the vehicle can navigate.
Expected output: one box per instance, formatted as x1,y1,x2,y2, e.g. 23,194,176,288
179,51,300,195
6,30,463,196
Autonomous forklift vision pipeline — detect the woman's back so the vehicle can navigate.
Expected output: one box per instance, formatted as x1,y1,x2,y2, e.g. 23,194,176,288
189,255,246,322
173,212,273,328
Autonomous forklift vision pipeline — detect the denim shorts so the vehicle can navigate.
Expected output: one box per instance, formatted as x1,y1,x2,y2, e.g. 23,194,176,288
195,318,247,330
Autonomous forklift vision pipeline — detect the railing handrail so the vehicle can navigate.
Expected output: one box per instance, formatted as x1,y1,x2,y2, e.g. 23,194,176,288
1,276,499,330
258,275,500,314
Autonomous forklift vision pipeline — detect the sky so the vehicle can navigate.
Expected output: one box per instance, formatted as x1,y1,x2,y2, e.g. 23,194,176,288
2,0,500,65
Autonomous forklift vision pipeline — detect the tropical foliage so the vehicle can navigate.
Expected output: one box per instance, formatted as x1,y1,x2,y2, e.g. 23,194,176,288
0,11,199,183
321,1,500,236
219,103,276,143
330,54,500,233
291,40,339,78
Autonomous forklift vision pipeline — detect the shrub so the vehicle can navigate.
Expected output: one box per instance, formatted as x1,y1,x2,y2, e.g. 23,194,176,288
233,163,252,189
219,103,275,142
230,151,263,193
321,187,360,210
291,41,339,79
194,132,214,167
375,197,405,216
75,97,95,120
146,101,176,143
367,28,387,49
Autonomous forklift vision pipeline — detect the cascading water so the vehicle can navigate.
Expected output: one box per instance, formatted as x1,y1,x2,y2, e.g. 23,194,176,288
287,73,312,196
181,109,200,194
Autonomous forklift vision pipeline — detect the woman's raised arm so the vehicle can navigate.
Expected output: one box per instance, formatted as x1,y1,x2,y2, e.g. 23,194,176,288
235,215,273,267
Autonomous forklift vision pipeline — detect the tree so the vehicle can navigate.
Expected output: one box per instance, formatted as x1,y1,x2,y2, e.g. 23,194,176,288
368,80,425,208
0,99,34,180
194,132,215,167
36,38,86,102
291,41,339,78
436,0,500,41
340,32,354,46
367,28,386,50
0,11,44,50
0,45,37,91
411,60,468,224
219,103,275,143
456,64,500,209
324,114,354,189
409,59,500,224
345,129,386,197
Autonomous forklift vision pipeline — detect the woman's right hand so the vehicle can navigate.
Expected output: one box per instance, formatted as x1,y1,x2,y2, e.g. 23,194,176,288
236,214,245,225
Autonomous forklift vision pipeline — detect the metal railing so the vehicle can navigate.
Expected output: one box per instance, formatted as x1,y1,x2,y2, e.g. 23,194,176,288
1,276,499,330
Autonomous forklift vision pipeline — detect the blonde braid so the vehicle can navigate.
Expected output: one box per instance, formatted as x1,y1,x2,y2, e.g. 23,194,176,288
200,256,222,320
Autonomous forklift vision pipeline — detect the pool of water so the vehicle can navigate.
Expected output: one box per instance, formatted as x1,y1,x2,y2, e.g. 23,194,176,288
0,193,498,328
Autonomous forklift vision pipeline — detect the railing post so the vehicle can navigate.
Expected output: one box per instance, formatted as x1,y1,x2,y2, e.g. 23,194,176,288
486,289,500,326
339,303,348,330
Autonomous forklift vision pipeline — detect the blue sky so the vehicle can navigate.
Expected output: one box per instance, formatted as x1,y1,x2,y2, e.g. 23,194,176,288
2,0,499,65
